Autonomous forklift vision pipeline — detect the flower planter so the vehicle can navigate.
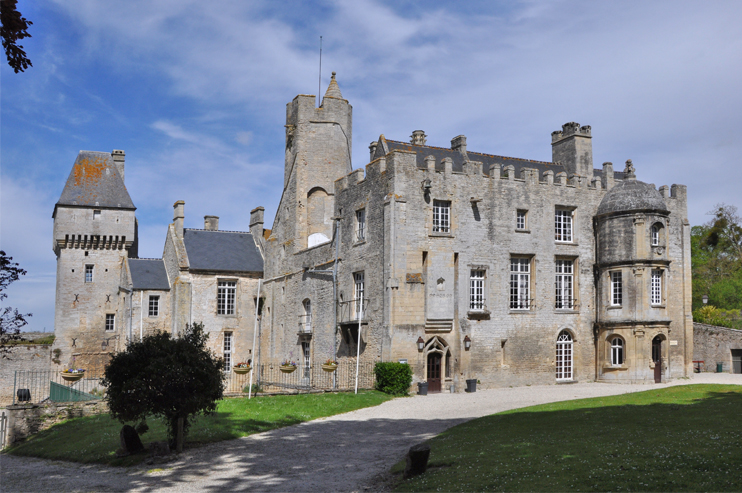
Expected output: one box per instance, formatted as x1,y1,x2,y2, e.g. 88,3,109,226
321,364,338,373
233,367,251,374
280,365,297,374
61,372,84,382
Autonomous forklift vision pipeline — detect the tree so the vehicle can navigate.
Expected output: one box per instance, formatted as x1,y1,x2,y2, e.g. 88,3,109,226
1,250,31,357
1,0,33,72
101,322,225,452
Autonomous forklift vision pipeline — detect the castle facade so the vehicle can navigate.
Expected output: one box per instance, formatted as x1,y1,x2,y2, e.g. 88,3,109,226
51,74,693,389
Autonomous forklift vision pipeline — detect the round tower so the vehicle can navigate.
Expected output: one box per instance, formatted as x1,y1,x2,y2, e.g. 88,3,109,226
594,160,671,382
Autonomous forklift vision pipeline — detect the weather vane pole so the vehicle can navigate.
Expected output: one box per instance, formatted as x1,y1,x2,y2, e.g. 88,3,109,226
318,36,323,107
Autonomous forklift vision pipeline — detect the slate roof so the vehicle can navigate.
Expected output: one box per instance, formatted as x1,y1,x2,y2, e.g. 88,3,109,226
55,151,135,214
183,229,263,273
128,258,170,291
597,178,669,217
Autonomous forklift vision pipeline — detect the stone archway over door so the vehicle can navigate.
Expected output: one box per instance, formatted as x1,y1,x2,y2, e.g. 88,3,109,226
424,336,450,393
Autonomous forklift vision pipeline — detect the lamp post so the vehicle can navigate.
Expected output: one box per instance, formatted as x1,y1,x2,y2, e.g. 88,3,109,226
417,336,425,352
702,294,709,305
464,335,471,351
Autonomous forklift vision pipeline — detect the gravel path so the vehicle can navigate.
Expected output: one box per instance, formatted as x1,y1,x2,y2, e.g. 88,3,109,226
2,374,740,492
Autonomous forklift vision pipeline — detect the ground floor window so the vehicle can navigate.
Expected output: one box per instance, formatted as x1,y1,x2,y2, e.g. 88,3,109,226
556,331,573,381
223,332,233,371
610,337,624,366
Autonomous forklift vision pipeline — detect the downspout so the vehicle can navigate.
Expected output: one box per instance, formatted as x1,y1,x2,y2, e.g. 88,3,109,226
140,291,143,342
248,279,262,399
333,218,340,389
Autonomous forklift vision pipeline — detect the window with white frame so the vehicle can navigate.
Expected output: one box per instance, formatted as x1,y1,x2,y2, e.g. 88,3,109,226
85,264,94,283
516,210,527,230
105,313,115,331
611,271,623,306
651,224,660,246
354,272,365,320
301,299,312,333
510,258,531,310
651,269,662,305
555,259,574,309
356,209,366,241
433,200,451,233
93,210,101,220
555,208,573,242
556,331,573,381
217,280,236,315
223,332,233,371
610,336,624,366
148,295,159,317
469,270,485,310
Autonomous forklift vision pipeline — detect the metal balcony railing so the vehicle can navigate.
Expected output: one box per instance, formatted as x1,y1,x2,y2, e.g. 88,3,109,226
338,298,369,324
297,314,312,334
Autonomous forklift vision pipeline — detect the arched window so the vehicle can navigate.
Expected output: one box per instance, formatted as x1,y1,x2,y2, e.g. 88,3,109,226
651,223,663,246
556,331,573,381
610,337,624,366
307,187,331,247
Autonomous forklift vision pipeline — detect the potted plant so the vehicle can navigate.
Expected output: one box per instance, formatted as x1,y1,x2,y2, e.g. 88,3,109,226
321,358,338,372
279,359,297,373
233,361,251,374
61,368,85,382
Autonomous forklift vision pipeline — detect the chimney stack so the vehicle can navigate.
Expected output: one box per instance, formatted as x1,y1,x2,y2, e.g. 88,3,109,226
410,130,427,146
204,215,219,231
551,122,593,181
112,149,125,181
451,135,467,157
173,201,185,239
369,141,378,162
250,206,265,239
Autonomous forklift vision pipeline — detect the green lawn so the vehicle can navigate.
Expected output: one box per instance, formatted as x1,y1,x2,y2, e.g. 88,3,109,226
394,384,742,492
5,390,392,467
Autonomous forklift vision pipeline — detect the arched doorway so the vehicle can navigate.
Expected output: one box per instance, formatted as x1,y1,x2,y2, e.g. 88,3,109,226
652,336,663,383
556,331,573,382
424,336,451,393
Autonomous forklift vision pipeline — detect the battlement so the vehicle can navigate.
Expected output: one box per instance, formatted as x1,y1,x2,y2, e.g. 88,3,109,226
551,122,592,143
55,233,132,250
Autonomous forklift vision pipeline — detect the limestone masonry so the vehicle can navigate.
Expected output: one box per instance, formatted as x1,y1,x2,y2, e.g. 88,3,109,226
51,73,694,390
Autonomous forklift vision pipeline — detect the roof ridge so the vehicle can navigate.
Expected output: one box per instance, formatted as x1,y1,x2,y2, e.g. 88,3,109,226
385,139,559,166
185,228,252,234
130,257,164,261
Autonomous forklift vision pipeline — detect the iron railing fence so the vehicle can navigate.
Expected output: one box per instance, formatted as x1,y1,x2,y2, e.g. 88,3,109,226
13,370,104,405
223,360,376,394
0,411,7,449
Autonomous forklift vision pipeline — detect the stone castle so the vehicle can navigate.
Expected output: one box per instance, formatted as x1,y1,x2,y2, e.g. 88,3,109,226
51,73,693,390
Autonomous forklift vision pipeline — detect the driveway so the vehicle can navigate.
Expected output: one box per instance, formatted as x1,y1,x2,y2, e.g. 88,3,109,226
1,374,739,492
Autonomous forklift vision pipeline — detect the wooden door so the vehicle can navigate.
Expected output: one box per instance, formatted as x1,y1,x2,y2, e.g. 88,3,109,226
427,353,442,393
652,337,662,383
732,349,742,374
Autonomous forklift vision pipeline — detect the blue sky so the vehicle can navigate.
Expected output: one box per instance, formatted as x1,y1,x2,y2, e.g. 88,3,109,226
2,0,742,332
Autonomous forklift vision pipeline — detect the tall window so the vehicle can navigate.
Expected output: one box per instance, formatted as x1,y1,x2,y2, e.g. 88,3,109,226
356,209,366,241
301,341,310,378
148,295,159,317
651,270,662,305
433,200,451,233
510,258,531,310
354,272,365,320
516,210,527,230
556,331,573,381
223,332,232,371
469,270,485,310
217,280,236,315
555,260,574,309
302,299,312,333
105,313,115,332
555,209,573,242
610,337,624,366
651,224,660,246
85,264,94,283
611,271,623,306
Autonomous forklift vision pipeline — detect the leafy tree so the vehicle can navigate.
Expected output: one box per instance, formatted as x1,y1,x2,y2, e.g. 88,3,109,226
1,0,33,73
0,250,31,356
101,322,225,452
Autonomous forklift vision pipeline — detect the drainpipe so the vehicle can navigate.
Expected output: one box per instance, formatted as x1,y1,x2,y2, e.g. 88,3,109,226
333,217,340,389
248,279,262,399
140,291,143,342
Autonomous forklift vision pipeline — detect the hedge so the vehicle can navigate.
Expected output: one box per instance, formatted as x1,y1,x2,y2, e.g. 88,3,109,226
374,362,413,396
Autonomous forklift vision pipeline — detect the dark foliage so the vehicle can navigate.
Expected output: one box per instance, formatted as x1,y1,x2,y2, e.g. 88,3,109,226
0,250,31,356
101,322,225,448
374,362,413,396
1,0,33,73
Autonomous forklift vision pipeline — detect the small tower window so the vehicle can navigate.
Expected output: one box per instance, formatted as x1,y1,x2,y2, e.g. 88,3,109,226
85,264,94,283
105,313,115,332
651,223,664,247
611,271,623,306
93,210,101,220
516,210,527,230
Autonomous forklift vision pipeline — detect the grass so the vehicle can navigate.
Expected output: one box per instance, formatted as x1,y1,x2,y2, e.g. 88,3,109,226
393,384,742,492
5,390,392,467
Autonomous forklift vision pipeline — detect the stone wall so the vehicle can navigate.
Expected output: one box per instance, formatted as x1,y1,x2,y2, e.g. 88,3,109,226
693,322,742,372
5,400,108,446
0,345,52,407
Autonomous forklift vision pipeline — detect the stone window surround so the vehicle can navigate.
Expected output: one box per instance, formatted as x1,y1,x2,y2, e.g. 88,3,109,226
516,209,529,232
509,256,533,311
555,206,576,243
84,264,94,283
610,270,623,307
468,267,487,313
609,335,625,366
217,279,238,316
555,256,579,311
650,268,665,307
432,199,451,234
105,313,115,332
355,208,366,243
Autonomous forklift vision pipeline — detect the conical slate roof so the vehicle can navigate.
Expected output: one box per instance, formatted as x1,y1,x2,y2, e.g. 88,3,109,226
55,151,135,213
324,72,343,99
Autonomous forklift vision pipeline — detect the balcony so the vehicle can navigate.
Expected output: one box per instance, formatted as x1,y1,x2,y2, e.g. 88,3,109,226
338,298,369,326
297,315,312,336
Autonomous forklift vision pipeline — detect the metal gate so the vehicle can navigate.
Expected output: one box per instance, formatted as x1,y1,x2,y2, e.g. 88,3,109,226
0,410,7,449
732,349,742,374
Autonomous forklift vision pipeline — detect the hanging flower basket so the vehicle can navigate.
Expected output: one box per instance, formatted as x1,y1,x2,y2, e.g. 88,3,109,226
321,363,338,373
61,370,85,382
280,365,297,374
233,367,251,374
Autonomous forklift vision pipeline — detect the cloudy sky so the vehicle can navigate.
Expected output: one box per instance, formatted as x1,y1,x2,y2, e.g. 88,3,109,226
2,0,741,332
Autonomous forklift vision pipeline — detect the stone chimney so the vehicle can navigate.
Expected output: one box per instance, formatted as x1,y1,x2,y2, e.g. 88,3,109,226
112,149,125,181
451,135,467,157
250,206,265,239
369,141,378,162
173,201,185,239
410,130,427,146
551,122,593,181
204,215,219,231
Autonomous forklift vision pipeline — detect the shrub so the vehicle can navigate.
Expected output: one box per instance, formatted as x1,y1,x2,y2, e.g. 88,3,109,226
374,362,413,396
693,305,742,329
